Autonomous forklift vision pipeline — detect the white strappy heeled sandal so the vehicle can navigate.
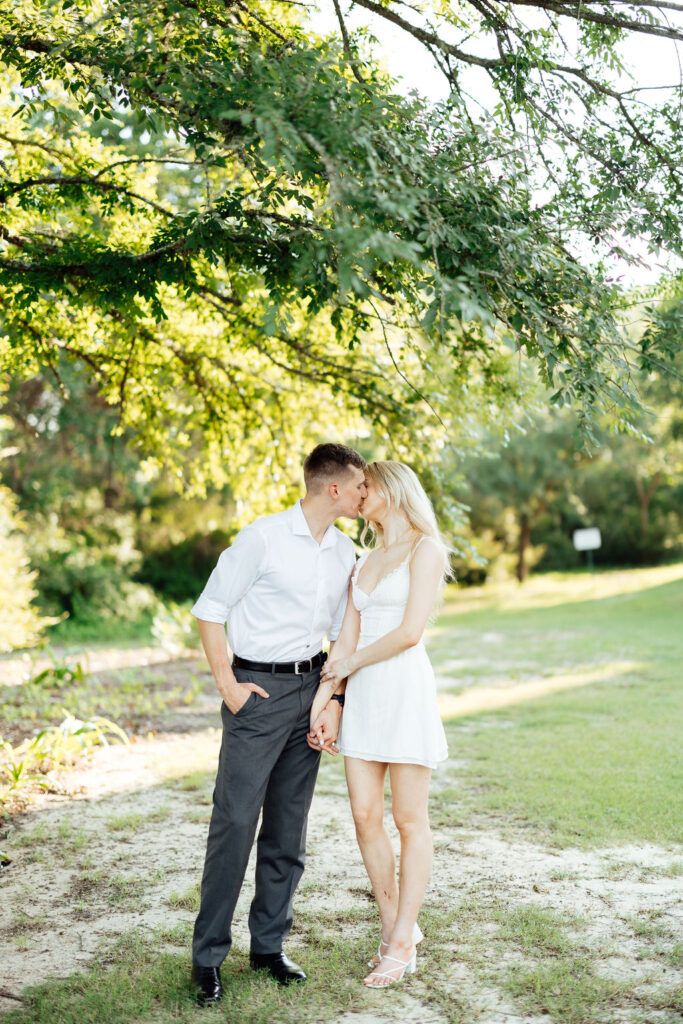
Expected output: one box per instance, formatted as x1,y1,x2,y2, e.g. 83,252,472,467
367,923,423,969
367,938,390,969
363,949,417,988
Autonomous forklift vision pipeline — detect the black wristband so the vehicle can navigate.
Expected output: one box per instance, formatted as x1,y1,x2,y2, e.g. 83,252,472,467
330,693,345,708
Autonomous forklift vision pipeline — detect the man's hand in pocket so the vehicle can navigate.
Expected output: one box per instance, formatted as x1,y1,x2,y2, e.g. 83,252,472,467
224,680,270,714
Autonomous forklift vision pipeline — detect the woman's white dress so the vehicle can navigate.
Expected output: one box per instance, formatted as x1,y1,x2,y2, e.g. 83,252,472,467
337,550,448,770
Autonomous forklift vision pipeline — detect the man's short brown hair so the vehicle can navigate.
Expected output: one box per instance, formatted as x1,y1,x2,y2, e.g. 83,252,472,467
303,443,367,493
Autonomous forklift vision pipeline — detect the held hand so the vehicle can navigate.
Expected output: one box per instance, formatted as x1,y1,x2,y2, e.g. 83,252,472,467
306,704,342,756
320,655,354,689
224,680,270,714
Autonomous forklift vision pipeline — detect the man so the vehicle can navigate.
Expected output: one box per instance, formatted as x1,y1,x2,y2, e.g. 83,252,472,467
189,443,367,1006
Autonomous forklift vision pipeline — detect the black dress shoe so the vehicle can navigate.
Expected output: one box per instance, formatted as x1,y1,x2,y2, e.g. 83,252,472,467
249,951,306,985
190,964,223,1006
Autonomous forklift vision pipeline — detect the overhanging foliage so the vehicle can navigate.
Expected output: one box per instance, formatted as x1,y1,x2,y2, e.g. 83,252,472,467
0,1,681,492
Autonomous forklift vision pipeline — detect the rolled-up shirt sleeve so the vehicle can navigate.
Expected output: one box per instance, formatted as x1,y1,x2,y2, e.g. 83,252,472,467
191,526,267,624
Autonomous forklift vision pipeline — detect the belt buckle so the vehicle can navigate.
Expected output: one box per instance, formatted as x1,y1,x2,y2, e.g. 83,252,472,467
294,658,311,674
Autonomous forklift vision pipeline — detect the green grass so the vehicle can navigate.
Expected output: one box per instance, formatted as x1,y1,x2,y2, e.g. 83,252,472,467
44,614,157,646
0,664,204,739
3,819,92,869
7,910,46,935
0,914,396,1024
503,958,624,1024
498,904,582,955
430,564,683,687
427,565,683,847
166,883,200,912
106,813,146,833
174,770,213,793
494,905,625,1024
67,868,162,912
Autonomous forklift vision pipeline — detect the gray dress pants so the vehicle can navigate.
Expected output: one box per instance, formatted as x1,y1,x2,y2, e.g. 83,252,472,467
192,664,322,966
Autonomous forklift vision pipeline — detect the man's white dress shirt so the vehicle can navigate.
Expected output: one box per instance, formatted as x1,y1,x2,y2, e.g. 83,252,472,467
191,501,356,662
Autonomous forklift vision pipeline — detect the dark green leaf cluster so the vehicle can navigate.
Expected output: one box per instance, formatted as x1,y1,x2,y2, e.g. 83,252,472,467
0,0,680,489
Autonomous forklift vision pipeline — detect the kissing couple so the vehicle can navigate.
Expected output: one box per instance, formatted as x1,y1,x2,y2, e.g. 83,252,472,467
189,443,449,1005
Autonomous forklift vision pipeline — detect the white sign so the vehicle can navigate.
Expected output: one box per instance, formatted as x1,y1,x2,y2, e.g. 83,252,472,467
573,527,602,552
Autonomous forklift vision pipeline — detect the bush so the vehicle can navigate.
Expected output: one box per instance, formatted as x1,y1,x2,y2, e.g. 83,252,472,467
0,711,128,810
25,491,157,625
151,601,196,655
136,528,234,601
0,485,48,652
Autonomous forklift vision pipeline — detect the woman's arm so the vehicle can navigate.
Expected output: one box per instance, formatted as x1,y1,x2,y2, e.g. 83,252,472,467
310,579,360,716
307,578,361,751
329,577,361,659
320,539,445,687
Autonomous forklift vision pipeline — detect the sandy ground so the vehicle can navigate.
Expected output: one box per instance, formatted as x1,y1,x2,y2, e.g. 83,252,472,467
1,721,681,1023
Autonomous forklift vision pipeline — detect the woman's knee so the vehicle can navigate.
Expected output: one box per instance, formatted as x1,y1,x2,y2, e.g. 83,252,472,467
351,800,384,836
392,809,430,838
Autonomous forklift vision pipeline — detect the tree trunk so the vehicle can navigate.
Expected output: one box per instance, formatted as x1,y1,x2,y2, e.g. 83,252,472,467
516,512,530,583
634,473,661,539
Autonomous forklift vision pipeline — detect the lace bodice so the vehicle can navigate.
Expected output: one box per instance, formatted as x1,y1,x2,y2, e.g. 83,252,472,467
352,551,413,645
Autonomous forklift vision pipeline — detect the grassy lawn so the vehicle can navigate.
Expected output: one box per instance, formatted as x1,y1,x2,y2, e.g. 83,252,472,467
428,564,683,847
429,563,683,690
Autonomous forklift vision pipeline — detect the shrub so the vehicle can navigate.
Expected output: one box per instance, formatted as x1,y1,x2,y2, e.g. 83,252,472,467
0,711,128,809
25,493,157,624
151,601,196,655
0,484,49,651
136,528,234,600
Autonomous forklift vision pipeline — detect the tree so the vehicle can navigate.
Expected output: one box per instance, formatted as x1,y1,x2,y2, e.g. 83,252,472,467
1,360,142,513
1,1,681,500
631,292,683,538
329,2,683,267
456,410,588,580
453,314,683,577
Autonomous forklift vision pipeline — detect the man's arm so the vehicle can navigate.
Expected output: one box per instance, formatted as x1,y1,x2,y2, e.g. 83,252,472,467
306,547,359,754
197,619,270,714
306,638,347,754
192,526,269,713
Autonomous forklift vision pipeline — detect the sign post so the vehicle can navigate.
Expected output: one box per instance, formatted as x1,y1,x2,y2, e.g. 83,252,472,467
572,527,602,571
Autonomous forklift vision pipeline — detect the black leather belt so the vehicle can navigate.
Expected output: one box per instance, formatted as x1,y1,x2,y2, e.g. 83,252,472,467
233,651,327,675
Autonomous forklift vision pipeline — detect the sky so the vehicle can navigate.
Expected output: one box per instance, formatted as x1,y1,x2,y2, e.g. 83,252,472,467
306,2,683,290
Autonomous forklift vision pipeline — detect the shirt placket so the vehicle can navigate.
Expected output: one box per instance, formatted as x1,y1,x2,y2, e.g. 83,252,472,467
306,545,323,652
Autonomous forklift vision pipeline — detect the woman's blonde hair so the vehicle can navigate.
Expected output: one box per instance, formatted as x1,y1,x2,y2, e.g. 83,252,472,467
360,461,453,580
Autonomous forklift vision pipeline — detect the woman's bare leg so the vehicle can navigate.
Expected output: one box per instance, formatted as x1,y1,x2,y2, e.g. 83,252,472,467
344,757,397,943
365,763,432,985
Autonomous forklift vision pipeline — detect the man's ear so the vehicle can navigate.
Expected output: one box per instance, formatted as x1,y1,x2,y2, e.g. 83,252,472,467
329,482,339,499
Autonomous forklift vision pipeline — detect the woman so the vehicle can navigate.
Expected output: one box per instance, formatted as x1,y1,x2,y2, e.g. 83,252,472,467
310,461,449,988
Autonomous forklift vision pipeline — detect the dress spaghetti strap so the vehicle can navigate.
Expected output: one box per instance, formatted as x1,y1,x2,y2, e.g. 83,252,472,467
409,534,428,562
352,549,371,581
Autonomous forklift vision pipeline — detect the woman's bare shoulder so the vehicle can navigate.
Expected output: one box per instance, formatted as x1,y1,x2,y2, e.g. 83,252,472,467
412,535,446,569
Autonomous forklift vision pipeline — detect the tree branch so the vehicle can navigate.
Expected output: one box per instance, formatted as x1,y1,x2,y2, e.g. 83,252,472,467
0,176,176,219
505,1,683,41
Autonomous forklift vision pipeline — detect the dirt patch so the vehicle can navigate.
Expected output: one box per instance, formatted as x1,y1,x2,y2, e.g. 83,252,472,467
0,645,199,689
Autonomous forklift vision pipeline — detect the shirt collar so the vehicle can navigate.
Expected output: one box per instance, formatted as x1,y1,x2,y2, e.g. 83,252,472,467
290,500,337,549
